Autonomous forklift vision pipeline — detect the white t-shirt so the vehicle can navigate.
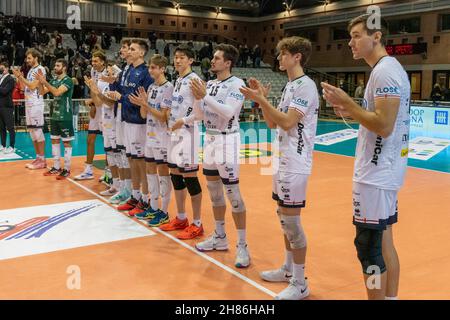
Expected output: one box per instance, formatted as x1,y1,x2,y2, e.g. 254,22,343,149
25,65,46,108
199,75,245,133
353,56,411,191
146,80,174,147
273,75,319,175
168,71,201,129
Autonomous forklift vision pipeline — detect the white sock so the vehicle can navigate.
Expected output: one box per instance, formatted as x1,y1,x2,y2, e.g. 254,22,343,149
124,179,132,191
113,179,121,191
292,263,305,283
147,174,160,210
215,220,226,237
237,229,246,246
284,250,293,272
142,194,149,204
64,147,72,171
193,219,202,227
132,189,141,200
159,175,172,213
85,163,93,172
177,212,187,220
51,144,61,170
37,154,45,160
385,296,398,300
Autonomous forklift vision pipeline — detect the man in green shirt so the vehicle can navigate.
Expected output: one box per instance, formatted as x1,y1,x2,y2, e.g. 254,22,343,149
36,58,74,180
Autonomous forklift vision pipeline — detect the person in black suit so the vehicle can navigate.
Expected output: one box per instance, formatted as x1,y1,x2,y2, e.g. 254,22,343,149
0,60,16,153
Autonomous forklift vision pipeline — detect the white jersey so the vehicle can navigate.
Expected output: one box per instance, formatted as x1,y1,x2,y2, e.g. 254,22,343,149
168,71,201,129
273,75,319,175
24,65,46,108
353,56,410,191
146,80,174,147
200,76,245,132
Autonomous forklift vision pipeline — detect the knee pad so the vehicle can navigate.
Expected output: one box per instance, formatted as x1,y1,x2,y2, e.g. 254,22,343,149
106,151,116,167
224,184,246,213
30,128,44,142
114,151,122,169
121,150,130,169
278,213,306,249
170,174,186,190
206,180,226,207
354,226,386,275
184,177,202,196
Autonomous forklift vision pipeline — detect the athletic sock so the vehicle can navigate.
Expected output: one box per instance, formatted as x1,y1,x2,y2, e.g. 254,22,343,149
177,212,187,220
292,263,305,284
51,144,61,170
159,175,172,213
215,220,226,237
147,174,160,210
237,229,246,246
64,147,72,171
132,189,141,200
193,219,202,227
284,250,293,272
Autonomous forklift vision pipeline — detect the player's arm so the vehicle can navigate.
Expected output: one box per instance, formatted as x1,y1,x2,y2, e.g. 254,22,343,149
12,68,41,90
202,89,244,120
182,99,204,126
257,97,302,131
38,77,68,97
37,81,49,96
322,79,400,138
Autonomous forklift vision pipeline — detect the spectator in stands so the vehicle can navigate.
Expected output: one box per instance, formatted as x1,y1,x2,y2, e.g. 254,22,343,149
101,32,111,50
354,79,365,99
200,56,211,81
72,29,85,50
148,31,157,50
14,42,26,66
0,40,13,66
338,79,348,93
3,28,14,44
252,44,261,68
443,87,450,102
53,30,63,46
54,43,66,60
0,60,16,154
241,44,249,67
39,27,50,46
79,44,92,61
88,30,97,52
164,42,171,60
29,26,39,47
430,83,442,104
113,24,123,44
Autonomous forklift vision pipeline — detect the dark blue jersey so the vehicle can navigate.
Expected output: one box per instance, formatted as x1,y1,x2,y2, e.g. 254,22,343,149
110,64,132,118
120,63,153,124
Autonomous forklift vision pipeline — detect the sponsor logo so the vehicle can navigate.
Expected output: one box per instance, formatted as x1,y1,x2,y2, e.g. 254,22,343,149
401,148,409,157
178,95,184,104
410,108,424,127
435,110,448,125
229,92,244,100
371,135,383,165
375,86,399,95
297,123,305,155
293,97,308,107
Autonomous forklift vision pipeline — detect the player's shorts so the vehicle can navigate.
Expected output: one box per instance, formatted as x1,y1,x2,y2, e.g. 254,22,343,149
167,127,200,173
352,182,398,230
124,122,146,159
145,146,168,164
272,171,308,208
202,131,240,184
25,105,44,128
50,119,74,142
88,106,103,135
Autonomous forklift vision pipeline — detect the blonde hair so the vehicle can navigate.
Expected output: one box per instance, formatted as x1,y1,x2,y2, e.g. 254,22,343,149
149,54,168,68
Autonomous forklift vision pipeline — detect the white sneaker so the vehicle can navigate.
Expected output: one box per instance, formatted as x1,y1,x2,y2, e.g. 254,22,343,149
100,187,118,196
235,244,251,268
195,232,229,252
260,265,292,283
74,170,94,180
275,278,309,300
0,146,4,153
4,147,15,154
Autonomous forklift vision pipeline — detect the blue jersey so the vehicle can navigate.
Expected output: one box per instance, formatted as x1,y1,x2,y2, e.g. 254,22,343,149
120,63,153,124
110,64,132,118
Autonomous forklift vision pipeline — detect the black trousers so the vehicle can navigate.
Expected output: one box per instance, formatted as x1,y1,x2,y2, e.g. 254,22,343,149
0,107,15,148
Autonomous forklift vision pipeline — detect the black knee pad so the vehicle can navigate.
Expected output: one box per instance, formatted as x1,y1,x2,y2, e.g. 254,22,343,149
354,226,386,275
170,174,186,190
184,177,202,196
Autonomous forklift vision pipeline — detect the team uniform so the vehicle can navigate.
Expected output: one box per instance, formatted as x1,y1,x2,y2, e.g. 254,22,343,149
95,69,116,153
113,64,131,152
167,71,202,172
352,56,410,230
49,75,75,141
120,63,153,159
144,81,173,164
24,65,46,131
199,76,245,184
88,68,104,134
271,75,319,208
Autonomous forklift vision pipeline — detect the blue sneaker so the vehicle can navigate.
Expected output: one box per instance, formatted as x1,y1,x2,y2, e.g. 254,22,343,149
148,210,169,227
135,206,157,220
109,189,131,205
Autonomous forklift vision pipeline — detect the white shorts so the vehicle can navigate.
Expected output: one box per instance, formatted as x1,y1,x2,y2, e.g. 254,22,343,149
88,107,103,134
167,127,200,173
102,119,116,151
115,105,125,149
272,171,308,208
25,106,44,128
124,122,146,159
202,132,240,184
352,182,398,230
145,146,168,164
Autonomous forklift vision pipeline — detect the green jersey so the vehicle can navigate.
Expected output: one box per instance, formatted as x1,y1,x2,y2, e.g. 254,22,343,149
49,75,74,121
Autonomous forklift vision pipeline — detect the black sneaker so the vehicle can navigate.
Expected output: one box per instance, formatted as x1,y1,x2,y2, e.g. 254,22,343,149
43,167,61,176
56,169,71,180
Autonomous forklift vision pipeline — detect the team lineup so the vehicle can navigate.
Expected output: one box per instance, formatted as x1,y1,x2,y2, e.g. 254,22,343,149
11,13,410,300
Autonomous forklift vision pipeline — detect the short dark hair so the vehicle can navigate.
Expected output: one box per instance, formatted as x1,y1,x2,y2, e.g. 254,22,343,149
174,44,195,59
55,58,68,69
348,13,389,46
0,60,9,68
92,51,107,62
131,39,149,55
150,54,169,68
215,43,239,70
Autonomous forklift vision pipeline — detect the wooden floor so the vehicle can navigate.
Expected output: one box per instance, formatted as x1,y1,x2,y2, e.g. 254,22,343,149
1,150,449,300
